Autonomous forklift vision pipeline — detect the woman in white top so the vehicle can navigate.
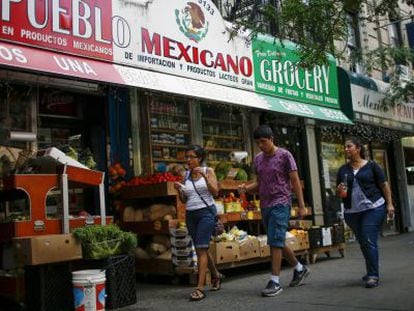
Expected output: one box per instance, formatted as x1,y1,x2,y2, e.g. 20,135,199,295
174,144,223,301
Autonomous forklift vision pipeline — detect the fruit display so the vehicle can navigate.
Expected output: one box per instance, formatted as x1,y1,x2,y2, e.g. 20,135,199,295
108,162,127,194
126,172,182,186
214,160,249,181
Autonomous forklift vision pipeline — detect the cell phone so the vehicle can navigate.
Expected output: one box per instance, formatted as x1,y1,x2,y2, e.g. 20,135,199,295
177,182,186,190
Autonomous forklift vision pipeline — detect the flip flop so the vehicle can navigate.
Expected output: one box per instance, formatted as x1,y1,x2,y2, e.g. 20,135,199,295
211,274,225,291
190,288,206,301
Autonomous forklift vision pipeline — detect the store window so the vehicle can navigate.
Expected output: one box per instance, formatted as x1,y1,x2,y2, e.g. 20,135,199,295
200,102,246,165
320,127,345,225
0,82,34,179
346,11,363,73
147,93,191,172
37,87,106,217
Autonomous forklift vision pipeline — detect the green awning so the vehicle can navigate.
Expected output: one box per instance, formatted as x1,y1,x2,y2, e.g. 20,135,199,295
259,94,353,124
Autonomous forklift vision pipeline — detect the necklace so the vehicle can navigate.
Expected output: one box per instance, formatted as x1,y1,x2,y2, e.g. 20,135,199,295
351,160,367,170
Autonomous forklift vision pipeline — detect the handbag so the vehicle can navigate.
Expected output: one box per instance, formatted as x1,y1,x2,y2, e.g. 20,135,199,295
190,176,224,236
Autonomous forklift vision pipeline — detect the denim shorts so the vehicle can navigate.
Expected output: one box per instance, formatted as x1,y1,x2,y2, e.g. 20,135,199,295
261,204,291,248
185,205,217,249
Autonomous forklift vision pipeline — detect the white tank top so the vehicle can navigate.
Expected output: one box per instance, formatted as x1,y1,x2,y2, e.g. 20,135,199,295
183,167,215,211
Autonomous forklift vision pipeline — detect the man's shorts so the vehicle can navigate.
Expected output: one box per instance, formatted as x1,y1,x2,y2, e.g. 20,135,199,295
261,204,291,248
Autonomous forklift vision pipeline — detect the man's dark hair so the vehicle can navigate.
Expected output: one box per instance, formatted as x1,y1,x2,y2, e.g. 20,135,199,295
253,125,273,139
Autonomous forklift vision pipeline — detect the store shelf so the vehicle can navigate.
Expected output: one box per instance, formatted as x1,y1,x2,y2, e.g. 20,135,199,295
151,129,190,134
38,113,82,120
152,158,186,163
121,220,171,235
150,112,189,118
202,134,243,140
152,143,187,148
218,211,262,223
120,182,178,199
205,147,237,152
218,180,247,190
202,117,242,125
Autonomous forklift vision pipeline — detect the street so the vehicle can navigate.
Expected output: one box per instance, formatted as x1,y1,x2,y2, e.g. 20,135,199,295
122,231,414,311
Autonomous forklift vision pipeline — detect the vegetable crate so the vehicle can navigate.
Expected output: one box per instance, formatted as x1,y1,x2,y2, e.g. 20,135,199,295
331,224,345,244
24,262,73,311
307,227,332,248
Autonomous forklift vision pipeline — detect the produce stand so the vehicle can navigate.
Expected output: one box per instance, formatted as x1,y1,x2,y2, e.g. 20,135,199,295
0,164,111,307
0,165,108,241
118,178,344,284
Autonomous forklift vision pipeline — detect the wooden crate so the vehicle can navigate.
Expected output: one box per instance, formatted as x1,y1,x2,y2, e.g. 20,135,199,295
120,182,177,199
218,180,246,190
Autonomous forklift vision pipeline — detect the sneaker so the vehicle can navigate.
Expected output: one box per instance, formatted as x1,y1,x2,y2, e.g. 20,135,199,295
365,277,379,288
261,280,283,297
289,266,310,287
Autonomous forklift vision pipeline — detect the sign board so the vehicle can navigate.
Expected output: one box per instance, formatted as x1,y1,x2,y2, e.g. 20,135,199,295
0,0,341,110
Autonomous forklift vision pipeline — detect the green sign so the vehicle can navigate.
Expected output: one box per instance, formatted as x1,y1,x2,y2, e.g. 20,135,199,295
252,35,340,108
259,94,352,124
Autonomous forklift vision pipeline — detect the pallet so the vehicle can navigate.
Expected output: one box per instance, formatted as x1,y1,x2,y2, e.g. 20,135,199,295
309,243,345,264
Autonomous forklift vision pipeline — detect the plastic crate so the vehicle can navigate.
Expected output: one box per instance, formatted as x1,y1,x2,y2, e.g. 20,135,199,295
24,262,73,311
171,246,194,257
307,228,323,248
172,255,195,267
169,227,188,237
170,236,192,248
83,254,137,309
331,224,345,244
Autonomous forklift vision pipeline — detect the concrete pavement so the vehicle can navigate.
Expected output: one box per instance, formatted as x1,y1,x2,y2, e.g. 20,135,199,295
122,231,414,311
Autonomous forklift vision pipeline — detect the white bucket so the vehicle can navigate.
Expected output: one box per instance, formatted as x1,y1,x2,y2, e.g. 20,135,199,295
72,269,106,311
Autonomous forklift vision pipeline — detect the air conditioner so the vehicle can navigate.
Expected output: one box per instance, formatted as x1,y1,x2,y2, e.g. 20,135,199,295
355,63,365,75
397,65,411,82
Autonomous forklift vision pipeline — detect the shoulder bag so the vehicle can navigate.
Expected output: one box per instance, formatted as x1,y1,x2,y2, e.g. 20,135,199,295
189,172,224,236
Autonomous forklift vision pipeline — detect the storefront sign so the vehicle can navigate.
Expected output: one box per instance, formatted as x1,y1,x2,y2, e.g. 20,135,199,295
352,82,414,129
253,37,339,108
0,0,254,90
0,41,124,84
0,0,349,123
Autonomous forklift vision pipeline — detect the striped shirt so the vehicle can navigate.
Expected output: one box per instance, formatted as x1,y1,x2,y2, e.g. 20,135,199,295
183,167,215,211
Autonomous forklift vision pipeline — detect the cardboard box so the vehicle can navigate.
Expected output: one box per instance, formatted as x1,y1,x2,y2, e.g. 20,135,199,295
289,220,313,229
257,235,270,258
238,238,260,261
209,241,239,264
13,234,82,266
286,231,310,251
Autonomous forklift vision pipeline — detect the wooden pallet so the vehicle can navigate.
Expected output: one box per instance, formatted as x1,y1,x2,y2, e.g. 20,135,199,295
309,243,345,264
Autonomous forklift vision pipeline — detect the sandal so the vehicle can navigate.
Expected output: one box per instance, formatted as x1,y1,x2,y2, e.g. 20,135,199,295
211,274,225,291
365,277,379,288
190,288,206,301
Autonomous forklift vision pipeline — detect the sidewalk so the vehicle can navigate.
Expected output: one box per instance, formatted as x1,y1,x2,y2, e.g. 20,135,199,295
122,232,414,311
